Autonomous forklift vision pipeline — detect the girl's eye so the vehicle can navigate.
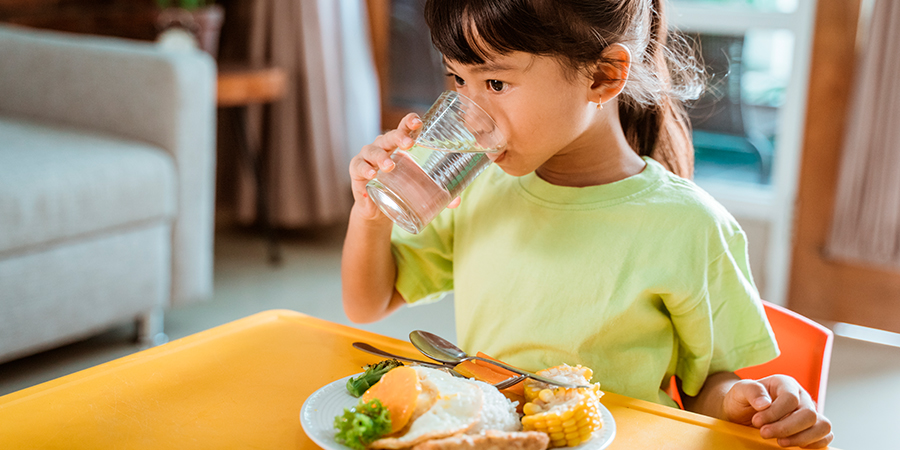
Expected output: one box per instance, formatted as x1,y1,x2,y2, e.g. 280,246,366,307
488,80,506,92
446,74,465,87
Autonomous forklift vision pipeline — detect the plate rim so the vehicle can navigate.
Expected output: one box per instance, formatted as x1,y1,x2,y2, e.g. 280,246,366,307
300,372,616,450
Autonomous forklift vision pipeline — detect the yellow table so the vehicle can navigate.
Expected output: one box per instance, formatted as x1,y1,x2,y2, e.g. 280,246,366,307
0,310,831,449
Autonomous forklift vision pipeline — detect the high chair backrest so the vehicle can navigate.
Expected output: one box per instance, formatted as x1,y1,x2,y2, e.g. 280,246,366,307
734,301,833,413
667,301,833,413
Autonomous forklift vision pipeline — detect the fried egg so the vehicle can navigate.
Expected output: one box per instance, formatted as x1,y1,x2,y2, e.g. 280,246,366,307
371,367,484,449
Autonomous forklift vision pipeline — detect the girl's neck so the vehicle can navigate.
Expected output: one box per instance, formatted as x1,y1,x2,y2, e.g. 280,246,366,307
535,107,646,187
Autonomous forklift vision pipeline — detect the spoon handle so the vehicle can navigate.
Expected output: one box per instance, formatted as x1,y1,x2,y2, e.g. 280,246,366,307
472,356,590,389
352,342,455,369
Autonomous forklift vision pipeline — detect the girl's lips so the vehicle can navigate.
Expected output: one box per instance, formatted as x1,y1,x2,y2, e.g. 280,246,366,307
488,150,507,163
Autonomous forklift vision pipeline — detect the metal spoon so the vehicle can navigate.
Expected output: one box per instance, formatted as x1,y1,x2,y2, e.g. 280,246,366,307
353,342,517,383
351,342,455,370
409,330,591,389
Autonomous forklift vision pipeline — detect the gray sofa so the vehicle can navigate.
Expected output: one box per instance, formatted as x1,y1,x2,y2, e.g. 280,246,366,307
0,25,216,364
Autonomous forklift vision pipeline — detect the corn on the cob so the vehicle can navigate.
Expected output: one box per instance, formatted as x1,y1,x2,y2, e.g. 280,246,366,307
520,365,603,448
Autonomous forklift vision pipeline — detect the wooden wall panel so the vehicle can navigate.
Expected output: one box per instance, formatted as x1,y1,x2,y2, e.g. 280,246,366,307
789,0,900,333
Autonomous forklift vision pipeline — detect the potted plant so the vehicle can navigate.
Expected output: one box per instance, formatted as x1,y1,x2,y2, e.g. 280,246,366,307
155,0,224,57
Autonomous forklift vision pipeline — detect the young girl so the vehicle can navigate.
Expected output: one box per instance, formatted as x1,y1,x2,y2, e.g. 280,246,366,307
342,0,832,447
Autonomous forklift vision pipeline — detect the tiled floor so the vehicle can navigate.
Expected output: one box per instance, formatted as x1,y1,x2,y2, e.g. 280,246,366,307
1,225,896,449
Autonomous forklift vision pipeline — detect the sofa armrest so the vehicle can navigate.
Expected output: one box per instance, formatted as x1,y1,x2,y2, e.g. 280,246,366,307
0,25,216,305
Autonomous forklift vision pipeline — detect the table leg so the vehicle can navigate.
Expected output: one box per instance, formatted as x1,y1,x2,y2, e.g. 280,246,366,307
228,106,282,265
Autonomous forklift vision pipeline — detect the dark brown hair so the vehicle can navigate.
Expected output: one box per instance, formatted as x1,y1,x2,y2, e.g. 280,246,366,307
424,0,703,178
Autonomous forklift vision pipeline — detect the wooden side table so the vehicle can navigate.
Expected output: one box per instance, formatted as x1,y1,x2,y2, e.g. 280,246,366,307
217,65,288,264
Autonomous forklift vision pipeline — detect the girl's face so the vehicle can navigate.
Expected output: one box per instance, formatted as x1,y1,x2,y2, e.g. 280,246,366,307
444,52,598,177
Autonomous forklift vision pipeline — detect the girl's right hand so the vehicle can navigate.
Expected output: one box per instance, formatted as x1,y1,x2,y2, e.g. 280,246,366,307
349,113,423,222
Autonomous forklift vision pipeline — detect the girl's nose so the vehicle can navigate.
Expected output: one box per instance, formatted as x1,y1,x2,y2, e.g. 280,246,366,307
466,91,488,107
465,92,494,116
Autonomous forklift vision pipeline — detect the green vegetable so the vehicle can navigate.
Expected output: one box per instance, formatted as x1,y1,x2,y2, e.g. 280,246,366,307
334,399,392,450
345,359,404,397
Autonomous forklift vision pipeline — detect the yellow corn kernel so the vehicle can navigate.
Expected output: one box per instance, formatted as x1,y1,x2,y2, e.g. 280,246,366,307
523,402,542,416
538,388,554,403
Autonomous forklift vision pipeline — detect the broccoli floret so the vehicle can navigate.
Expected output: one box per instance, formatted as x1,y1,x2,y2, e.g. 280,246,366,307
333,399,392,450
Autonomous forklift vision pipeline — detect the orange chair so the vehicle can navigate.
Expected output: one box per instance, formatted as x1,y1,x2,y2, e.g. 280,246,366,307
668,300,834,413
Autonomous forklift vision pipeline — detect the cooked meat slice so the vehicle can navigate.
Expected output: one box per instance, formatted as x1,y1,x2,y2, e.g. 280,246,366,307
411,430,550,450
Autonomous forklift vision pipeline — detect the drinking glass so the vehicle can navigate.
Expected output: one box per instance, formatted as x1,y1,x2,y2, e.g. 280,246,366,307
366,91,506,234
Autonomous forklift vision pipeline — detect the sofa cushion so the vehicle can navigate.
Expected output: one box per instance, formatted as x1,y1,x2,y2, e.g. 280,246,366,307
0,115,176,255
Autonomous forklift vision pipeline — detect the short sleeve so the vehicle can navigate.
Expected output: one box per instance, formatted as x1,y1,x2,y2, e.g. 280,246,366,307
667,231,780,397
391,206,455,304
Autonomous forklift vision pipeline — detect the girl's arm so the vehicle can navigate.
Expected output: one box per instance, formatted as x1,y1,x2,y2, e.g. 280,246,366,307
682,372,833,449
341,205,406,323
341,114,422,323
680,371,740,420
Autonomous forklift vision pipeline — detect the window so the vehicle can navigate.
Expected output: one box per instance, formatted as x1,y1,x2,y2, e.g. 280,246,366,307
671,0,817,305
686,29,794,186
673,0,800,187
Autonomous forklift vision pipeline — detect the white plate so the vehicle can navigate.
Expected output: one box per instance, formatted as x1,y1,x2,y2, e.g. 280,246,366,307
300,374,616,450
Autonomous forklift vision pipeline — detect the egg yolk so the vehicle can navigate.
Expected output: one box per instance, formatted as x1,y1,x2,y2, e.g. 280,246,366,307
361,366,421,434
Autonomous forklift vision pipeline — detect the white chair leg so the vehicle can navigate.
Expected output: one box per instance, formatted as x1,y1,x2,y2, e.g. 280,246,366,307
136,306,168,348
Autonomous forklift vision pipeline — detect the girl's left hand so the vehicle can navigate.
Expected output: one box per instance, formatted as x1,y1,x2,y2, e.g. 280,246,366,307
723,375,833,448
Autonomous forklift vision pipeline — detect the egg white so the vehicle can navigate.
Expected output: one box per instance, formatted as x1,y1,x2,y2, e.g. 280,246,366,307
370,367,484,449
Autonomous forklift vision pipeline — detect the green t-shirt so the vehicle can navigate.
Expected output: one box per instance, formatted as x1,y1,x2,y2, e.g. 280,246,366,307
391,157,779,407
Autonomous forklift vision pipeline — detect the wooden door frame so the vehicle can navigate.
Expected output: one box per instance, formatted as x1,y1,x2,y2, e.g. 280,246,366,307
788,0,900,333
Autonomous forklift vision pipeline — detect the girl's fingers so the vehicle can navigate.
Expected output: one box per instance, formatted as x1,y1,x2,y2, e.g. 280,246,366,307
350,150,381,181
795,432,835,449
759,406,818,439
398,112,423,134
357,113,423,178
361,138,395,172
375,113,422,153
774,418,833,448
746,379,829,449
350,112,422,211
722,380,769,425
752,376,804,426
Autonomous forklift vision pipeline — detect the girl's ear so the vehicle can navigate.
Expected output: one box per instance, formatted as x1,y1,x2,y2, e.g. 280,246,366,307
589,43,631,106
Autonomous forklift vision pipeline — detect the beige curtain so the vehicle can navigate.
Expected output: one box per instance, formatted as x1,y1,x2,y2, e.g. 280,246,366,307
239,0,380,227
826,0,900,268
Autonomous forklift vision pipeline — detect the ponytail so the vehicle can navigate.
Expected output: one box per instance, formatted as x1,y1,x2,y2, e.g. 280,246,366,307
619,0,695,179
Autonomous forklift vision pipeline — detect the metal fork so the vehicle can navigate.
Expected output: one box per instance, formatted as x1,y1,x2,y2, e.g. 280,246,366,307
492,374,527,390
